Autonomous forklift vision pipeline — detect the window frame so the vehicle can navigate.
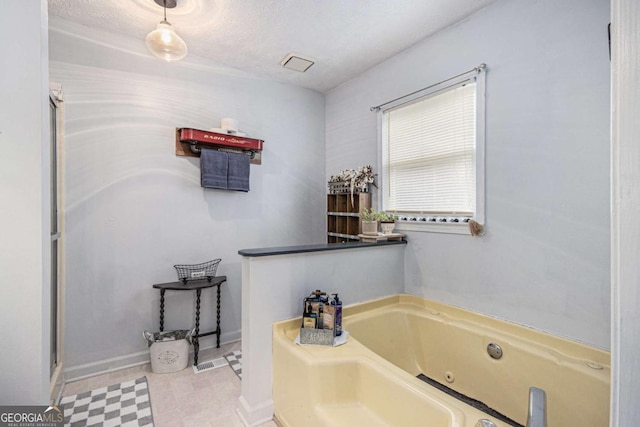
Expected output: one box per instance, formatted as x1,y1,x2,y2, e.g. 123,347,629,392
377,67,486,235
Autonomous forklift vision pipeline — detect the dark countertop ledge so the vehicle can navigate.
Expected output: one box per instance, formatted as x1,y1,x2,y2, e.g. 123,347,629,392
238,239,407,258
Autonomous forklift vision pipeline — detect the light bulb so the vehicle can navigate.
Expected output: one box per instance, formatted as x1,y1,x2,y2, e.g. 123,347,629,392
145,20,187,62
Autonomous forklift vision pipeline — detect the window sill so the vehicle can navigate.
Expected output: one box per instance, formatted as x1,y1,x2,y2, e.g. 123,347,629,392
395,220,471,235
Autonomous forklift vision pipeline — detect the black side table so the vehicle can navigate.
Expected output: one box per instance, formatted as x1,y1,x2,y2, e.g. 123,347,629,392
152,276,226,366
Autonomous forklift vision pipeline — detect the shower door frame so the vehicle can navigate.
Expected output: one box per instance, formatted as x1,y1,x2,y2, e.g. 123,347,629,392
49,87,65,403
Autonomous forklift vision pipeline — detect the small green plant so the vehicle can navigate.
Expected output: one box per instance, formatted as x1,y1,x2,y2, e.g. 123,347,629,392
359,208,398,222
376,211,399,222
359,208,378,221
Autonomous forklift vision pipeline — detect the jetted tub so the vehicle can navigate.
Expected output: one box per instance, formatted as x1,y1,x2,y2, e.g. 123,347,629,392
272,294,609,427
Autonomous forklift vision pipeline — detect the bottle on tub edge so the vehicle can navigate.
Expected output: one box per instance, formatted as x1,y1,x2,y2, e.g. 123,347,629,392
331,293,342,336
302,302,317,329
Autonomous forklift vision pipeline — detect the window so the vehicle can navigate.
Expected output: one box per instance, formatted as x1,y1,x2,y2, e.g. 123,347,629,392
380,67,485,234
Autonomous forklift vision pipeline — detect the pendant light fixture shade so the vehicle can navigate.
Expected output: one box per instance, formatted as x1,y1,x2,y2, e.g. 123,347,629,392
146,1,187,62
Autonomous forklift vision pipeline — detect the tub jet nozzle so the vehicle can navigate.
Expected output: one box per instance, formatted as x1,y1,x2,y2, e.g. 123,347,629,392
487,342,503,359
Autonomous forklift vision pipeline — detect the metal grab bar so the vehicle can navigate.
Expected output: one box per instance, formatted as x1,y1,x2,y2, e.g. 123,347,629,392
526,387,547,427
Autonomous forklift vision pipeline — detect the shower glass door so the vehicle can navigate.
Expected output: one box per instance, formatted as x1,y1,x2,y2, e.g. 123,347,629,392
50,95,59,377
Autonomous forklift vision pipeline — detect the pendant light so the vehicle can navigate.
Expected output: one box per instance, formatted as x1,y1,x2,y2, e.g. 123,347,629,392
145,0,187,62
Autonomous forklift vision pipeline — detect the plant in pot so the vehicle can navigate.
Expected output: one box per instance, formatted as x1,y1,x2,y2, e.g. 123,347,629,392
359,208,379,235
376,211,399,235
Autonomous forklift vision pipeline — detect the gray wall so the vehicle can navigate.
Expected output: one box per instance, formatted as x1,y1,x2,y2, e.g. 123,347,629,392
49,18,326,372
0,0,51,404
326,0,611,349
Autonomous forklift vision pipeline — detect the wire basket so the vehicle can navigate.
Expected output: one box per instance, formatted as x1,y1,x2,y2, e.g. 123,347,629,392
173,259,221,284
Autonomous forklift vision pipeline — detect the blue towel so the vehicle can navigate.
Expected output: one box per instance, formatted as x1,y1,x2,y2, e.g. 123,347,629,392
200,149,228,189
227,152,250,192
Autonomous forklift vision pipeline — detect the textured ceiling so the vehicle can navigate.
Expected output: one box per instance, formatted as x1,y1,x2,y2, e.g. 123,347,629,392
48,0,496,93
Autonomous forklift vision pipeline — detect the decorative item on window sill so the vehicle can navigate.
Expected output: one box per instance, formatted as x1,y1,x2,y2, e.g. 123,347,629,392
176,121,264,165
328,165,377,204
397,216,484,236
468,219,485,237
398,216,471,223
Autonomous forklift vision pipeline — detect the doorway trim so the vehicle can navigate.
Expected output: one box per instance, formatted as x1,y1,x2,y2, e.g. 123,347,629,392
610,0,640,425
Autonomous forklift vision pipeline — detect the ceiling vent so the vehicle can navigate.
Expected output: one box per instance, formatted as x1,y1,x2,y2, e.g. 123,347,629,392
280,53,315,72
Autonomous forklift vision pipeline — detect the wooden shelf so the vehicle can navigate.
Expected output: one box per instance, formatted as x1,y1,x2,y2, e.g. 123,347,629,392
175,127,264,165
358,233,405,243
326,193,371,243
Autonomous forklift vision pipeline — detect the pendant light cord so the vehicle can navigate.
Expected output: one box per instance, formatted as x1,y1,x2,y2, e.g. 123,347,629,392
163,0,167,21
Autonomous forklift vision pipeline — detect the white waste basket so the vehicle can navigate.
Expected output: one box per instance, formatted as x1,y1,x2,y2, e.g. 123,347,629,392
143,329,193,374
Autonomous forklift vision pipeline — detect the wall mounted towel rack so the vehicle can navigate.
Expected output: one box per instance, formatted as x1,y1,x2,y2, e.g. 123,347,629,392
176,127,264,165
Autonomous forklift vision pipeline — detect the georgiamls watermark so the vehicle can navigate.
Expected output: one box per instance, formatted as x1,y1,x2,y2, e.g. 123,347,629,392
0,406,63,427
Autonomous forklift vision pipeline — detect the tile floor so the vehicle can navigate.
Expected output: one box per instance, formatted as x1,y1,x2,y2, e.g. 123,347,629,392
60,341,276,427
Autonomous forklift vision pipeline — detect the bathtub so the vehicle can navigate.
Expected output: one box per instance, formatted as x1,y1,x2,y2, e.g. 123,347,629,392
272,294,609,427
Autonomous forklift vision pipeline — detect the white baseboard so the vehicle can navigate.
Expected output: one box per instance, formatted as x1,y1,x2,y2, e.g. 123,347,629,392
63,329,241,382
237,395,274,427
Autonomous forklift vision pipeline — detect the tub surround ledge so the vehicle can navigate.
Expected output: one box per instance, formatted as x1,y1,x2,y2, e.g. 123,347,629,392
238,239,407,257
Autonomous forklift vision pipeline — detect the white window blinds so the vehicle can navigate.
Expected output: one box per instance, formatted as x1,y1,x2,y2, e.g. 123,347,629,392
384,81,477,215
